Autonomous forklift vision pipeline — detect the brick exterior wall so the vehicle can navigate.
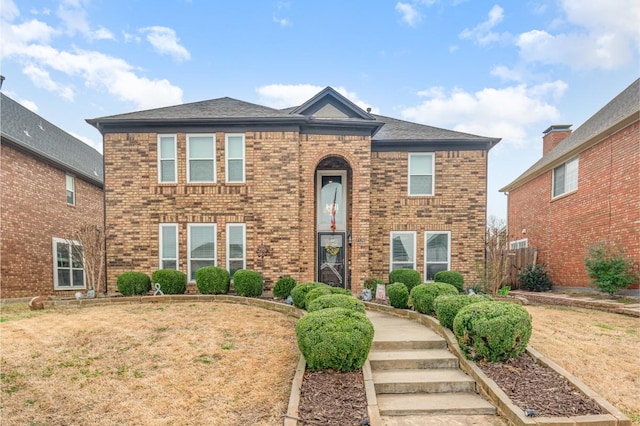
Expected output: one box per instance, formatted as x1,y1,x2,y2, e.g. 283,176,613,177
507,120,640,289
0,143,104,298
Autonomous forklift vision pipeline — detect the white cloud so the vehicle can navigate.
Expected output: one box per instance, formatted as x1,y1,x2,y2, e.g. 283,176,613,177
256,84,379,113
1,0,19,20
140,26,190,61
23,64,75,101
396,2,421,27
91,26,114,40
57,0,91,37
70,131,102,153
273,16,291,27
459,4,507,45
122,31,141,43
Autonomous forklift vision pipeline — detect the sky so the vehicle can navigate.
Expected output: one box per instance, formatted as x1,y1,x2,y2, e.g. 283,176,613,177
1,0,639,220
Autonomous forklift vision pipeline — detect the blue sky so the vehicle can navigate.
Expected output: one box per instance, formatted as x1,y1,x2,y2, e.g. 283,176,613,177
1,0,638,219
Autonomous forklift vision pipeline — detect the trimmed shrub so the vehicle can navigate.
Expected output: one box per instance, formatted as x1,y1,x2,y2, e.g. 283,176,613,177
233,269,263,297
195,266,230,295
273,276,297,299
306,286,352,308
307,294,366,313
453,301,532,362
152,269,187,295
434,294,494,330
434,271,464,293
290,282,329,309
388,269,421,293
387,282,409,309
364,278,384,292
410,282,459,315
295,308,374,371
116,271,151,296
518,263,553,292
584,241,637,294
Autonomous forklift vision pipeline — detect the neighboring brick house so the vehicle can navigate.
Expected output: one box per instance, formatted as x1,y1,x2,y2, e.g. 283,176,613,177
1,93,104,299
500,79,639,291
87,87,499,294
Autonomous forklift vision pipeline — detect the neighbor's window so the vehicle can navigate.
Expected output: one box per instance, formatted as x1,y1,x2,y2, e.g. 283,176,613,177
158,135,177,183
159,223,178,270
552,157,578,197
509,238,528,250
408,153,434,196
53,237,85,289
390,231,416,271
187,134,216,183
188,223,216,281
66,174,75,205
225,134,245,183
424,231,450,281
226,223,246,279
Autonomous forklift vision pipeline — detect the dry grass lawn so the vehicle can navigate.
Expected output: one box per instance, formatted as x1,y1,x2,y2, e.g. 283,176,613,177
0,302,299,426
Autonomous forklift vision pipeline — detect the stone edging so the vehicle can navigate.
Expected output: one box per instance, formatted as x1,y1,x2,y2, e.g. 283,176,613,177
510,291,640,317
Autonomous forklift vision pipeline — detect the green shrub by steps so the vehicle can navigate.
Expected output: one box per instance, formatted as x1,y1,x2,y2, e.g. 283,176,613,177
195,266,230,294
273,276,297,299
290,282,329,309
410,282,459,315
152,269,187,295
295,307,374,371
434,294,494,330
518,263,553,292
363,278,384,291
387,282,409,309
453,301,532,362
307,294,366,313
306,286,352,309
232,269,263,297
116,271,151,296
388,268,421,293
433,270,464,293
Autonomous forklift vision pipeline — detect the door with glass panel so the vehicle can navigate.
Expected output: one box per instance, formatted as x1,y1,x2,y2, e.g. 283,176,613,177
316,171,347,287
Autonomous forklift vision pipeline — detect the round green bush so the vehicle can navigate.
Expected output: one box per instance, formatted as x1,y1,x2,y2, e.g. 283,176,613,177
388,269,421,293
290,282,329,309
116,271,151,296
518,263,553,292
410,282,459,315
387,282,409,309
364,278,384,291
295,308,374,371
195,266,230,294
306,286,351,308
273,276,297,299
307,294,366,313
433,271,464,293
233,269,263,297
453,301,532,362
152,269,187,294
433,294,494,330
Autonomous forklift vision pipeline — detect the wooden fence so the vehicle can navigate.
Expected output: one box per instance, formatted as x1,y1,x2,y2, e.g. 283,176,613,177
503,246,537,289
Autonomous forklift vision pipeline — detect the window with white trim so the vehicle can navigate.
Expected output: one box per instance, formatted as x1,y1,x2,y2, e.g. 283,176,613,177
424,231,450,281
390,231,416,271
226,223,246,279
53,238,85,289
66,174,75,205
187,134,216,183
552,157,578,197
188,223,216,281
225,134,245,183
408,153,434,196
158,135,177,183
509,238,528,250
159,224,178,270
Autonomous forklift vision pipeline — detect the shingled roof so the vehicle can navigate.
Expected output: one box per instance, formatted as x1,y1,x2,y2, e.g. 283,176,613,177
1,93,104,187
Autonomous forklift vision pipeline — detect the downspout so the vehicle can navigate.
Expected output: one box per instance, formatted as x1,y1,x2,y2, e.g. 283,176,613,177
101,128,108,295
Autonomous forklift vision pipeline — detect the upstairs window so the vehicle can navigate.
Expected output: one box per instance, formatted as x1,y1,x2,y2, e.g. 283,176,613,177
408,153,434,196
225,134,245,183
552,157,578,197
66,174,75,205
187,134,216,183
424,231,450,281
390,231,416,271
53,238,85,289
158,135,177,183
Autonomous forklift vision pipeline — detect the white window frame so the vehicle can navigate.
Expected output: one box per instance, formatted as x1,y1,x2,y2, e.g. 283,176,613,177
159,223,179,270
187,223,217,282
390,231,417,271
509,238,528,250
225,133,245,183
226,223,246,280
408,153,435,196
158,134,177,183
552,157,579,198
187,133,216,183
424,231,451,282
66,174,75,205
52,237,85,290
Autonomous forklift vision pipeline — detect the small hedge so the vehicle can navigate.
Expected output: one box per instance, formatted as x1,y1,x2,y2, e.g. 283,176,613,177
307,294,366,313
273,276,297,299
453,301,532,362
290,282,329,309
295,307,374,371
433,294,494,330
233,269,263,297
433,271,464,293
152,269,187,294
518,263,553,292
306,286,351,308
116,271,151,296
410,282,459,315
364,278,384,292
195,266,230,294
387,282,409,309
388,269,421,293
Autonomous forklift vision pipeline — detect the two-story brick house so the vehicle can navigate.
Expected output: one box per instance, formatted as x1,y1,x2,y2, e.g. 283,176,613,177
87,87,499,293
1,93,104,299
500,79,639,291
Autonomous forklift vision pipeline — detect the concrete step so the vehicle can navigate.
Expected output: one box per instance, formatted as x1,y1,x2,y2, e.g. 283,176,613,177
368,348,459,370
373,369,476,394
372,338,447,351
377,392,497,416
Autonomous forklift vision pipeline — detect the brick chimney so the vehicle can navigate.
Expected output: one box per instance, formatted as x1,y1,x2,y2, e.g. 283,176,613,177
542,124,572,156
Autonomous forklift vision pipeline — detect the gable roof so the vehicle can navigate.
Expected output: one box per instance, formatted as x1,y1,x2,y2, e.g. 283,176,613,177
1,93,104,187
500,78,640,192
